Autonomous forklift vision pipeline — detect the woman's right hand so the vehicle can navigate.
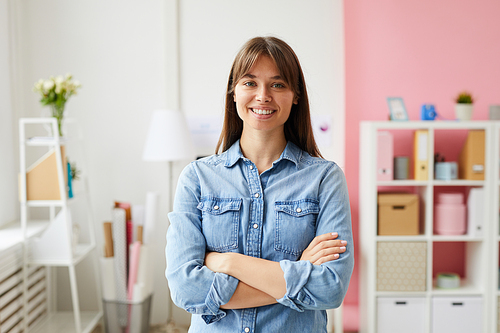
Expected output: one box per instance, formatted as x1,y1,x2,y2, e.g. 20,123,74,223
300,232,347,265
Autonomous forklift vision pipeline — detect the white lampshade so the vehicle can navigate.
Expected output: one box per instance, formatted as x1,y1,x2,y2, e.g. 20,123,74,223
142,109,196,161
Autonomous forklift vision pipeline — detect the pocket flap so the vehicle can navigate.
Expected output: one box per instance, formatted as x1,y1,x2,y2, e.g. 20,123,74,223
275,199,320,217
198,197,242,215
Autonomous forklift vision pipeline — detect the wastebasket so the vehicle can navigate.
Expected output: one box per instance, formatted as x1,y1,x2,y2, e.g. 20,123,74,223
103,294,152,333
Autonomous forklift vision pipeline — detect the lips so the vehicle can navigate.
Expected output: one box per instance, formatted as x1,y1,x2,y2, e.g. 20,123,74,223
251,108,275,115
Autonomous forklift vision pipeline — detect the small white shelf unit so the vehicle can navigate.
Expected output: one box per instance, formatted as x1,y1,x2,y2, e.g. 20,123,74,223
359,121,496,333
18,118,102,333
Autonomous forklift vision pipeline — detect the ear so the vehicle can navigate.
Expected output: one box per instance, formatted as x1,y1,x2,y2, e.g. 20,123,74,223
293,95,299,105
233,93,236,102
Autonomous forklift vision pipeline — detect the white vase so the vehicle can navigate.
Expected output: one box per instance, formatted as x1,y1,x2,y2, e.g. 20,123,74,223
455,104,473,121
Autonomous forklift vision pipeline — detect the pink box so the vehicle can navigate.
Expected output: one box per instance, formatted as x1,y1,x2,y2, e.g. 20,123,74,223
377,132,394,181
434,193,466,235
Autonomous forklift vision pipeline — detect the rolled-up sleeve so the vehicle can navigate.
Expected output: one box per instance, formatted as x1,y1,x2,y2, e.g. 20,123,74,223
276,163,354,311
166,163,239,324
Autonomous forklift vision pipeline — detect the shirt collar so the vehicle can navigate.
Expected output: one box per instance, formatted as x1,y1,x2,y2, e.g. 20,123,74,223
224,140,302,167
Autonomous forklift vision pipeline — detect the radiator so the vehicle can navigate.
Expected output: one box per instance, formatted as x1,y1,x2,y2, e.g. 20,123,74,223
0,244,48,333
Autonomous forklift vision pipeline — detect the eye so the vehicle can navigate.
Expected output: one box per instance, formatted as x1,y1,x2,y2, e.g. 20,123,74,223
243,81,256,87
272,83,285,88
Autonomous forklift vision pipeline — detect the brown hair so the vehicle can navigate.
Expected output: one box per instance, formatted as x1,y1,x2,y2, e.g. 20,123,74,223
215,36,322,158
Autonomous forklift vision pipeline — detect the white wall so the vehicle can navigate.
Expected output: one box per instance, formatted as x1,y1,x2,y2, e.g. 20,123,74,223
10,0,173,324
180,0,345,166
6,0,345,328
0,0,18,228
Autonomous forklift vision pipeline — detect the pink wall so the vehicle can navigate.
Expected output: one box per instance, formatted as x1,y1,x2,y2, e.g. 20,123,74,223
344,0,500,307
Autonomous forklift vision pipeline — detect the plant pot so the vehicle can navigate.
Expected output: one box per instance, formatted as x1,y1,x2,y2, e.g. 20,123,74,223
455,103,473,121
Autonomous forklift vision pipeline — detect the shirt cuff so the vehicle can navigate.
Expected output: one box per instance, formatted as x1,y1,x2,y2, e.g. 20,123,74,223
201,272,239,324
276,260,313,312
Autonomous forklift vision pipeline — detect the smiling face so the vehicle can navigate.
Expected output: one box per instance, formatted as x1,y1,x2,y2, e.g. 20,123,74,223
233,55,297,138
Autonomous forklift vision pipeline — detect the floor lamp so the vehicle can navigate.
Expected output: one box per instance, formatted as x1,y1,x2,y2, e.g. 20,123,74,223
142,109,195,324
143,109,196,201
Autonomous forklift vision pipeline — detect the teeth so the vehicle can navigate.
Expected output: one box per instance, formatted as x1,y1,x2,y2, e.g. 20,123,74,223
252,109,274,115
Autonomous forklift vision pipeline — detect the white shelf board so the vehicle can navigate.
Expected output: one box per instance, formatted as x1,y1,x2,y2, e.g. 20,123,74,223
25,196,82,208
30,311,102,333
362,120,493,130
376,235,427,242
28,244,96,266
377,180,429,186
375,291,427,297
0,220,49,253
24,137,68,146
431,235,484,242
432,279,482,295
432,180,485,186
377,179,485,186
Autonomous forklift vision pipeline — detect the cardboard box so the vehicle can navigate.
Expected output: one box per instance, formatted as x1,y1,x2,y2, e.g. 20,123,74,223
25,146,67,200
377,242,426,292
378,193,419,235
459,130,485,180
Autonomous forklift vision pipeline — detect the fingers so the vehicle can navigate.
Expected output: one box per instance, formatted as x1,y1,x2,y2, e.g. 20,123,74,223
310,239,347,254
309,245,346,265
305,232,339,251
300,232,348,264
312,254,340,265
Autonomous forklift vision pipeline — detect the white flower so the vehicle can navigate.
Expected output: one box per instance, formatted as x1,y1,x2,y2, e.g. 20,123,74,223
34,79,44,91
55,75,64,84
55,82,62,94
43,80,54,91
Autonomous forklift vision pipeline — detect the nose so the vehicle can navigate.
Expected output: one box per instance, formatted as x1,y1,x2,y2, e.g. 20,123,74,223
256,86,271,102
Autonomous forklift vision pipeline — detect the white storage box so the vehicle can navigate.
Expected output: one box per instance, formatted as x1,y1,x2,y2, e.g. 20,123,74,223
432,296,482,332
377,297,426,333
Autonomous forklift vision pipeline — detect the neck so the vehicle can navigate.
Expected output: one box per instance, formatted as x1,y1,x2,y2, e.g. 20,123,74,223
239,128,287,174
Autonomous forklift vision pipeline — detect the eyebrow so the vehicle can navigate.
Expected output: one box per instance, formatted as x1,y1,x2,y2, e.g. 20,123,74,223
243,73,283,80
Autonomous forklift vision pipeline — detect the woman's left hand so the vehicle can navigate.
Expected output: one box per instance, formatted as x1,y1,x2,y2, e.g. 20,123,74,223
300,232,347,265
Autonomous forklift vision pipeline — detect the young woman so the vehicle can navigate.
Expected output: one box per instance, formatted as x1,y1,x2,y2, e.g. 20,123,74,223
166,36,353,332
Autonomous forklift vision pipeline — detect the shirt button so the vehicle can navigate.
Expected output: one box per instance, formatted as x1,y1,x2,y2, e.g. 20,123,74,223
213,205,219,210
254,193,260,198
249,165,254,170
296,208,302,213
253,223,258,229
244,328,250,333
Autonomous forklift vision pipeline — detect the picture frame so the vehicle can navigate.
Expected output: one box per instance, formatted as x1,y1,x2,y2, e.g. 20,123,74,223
387,97,409,121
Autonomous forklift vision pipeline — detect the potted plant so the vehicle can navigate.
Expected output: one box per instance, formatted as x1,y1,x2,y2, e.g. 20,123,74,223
455,91,474,121
33,74,81,137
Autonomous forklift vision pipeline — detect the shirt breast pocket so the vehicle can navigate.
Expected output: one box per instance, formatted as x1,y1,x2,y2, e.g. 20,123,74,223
274,199,319,257
197,197,242,252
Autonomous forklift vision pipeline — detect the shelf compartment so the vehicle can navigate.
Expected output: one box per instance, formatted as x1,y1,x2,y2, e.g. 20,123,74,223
30,311,103,333
377,186,428,236
432,278,483,295
432,242,486,295
28,243,96,266
433,186,485,238
377,241,427,292
0,220,50,253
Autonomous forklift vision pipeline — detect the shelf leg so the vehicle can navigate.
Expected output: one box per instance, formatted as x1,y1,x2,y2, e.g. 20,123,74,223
327,304,344,333
68,264,82,333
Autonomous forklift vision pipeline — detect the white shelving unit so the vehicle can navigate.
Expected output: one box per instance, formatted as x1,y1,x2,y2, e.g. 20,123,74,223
18,118,102,333
492,122,500,333
359,121,495,333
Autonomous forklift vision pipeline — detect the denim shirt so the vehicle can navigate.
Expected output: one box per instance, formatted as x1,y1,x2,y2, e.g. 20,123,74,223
166,141,354,333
